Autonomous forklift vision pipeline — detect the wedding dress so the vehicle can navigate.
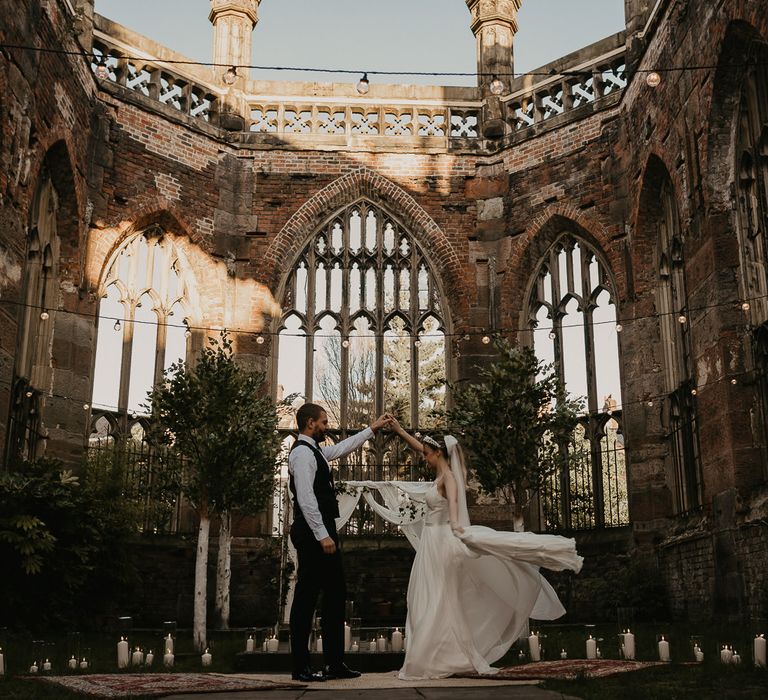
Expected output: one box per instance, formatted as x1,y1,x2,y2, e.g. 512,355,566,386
397,436,583,680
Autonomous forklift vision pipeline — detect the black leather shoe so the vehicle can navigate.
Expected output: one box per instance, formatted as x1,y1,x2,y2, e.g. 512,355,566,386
324,663,362,679
291,667,326,682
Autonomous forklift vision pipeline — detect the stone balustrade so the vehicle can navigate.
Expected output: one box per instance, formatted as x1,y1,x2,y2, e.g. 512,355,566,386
91,18,627,145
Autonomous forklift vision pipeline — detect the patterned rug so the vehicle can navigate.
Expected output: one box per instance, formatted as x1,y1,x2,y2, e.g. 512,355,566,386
457,659,668,680
34,673,304,698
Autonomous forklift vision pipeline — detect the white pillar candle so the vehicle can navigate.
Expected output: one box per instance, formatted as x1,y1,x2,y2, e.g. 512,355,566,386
262,640,268,652
695,649,704,663
754,634,766,668
145,651,154,667
117,637,130,668
267,636,279,652
391,628,403,653
350,642,359,653
163,650,174,667
246,635,254,652
29,662,39,674
79,658,88,670
586,636,597,660
202,649,212,667
732,651,741,664
316,636,323,653
131,648,143,666
344,623,351,651
165,634,174,654
368,639,377,652
721,645,733,664
596,648,602,659
623,631,636,660
560,649,568,659
42,659,51,672
0,649,5,675
68,656,77,670
528,632,541,662
377,635,387,652
658,636,670,662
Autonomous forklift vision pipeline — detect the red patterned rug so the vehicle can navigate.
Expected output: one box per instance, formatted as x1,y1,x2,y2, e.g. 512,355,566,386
458,659,668,680
34,673,303,698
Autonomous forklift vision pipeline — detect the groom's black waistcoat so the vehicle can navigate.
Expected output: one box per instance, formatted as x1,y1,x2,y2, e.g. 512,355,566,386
289,440,340,538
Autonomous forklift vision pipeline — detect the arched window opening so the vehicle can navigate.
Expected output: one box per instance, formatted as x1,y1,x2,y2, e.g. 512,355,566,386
276,201,448,534
735,46,768,477
7,169,60,464
527,234,627,531
657,181,702,512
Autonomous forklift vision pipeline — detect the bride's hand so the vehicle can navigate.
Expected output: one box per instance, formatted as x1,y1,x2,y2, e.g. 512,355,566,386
451,525,465,535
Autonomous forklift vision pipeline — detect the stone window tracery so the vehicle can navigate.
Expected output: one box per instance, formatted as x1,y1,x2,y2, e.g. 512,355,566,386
275,201,448,534
657,180,702,512
735,50,768,476
90,231,193,421
527,234,627,530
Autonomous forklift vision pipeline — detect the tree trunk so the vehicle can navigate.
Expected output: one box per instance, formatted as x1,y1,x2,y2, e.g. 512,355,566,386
193,509,211,652
509,501,525,532
214,510,232,630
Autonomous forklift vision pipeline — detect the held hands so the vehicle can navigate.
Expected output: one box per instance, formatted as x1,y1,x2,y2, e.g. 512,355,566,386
371,413,399,433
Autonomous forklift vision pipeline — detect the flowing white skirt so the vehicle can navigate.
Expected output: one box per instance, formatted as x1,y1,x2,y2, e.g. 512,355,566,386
398,523,582,680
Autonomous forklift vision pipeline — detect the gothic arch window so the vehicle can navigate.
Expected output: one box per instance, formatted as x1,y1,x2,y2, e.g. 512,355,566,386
526,233,627,530
657,180,702,512
7,168,60,463
90,229,194,425
735,47,768,475
275,201,448,533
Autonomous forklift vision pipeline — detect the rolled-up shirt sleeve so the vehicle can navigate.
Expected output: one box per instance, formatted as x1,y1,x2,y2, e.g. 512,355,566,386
289,445,330,542
321,427,374,461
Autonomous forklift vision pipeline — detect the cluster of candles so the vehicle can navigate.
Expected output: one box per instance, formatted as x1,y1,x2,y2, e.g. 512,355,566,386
246,634,279,653
347,628,405,653
116,634,213,669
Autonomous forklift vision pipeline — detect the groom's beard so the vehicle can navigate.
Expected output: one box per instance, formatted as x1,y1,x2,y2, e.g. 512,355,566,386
313,428,326,443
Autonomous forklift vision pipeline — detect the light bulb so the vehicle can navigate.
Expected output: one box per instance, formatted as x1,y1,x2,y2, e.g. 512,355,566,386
463,334,470,341
678,314,687,324
222,66,238,86
256,335,265,345
615,323,623,332
113,319,121,331
489,76,505,96
184,323,192,338
356,73,370,95
731,378,738,385
25,390,33,398
342,339,350,348
414,339,421,347
741,301,750,311
691,388,697,396
548,331,556,340
647,400,654,407
83,403,90,410
482,335,491,344
40,311,49,320
646,71,661,88
94,64,109,80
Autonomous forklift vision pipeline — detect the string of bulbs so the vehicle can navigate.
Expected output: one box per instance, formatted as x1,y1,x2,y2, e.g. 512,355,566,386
0,41,761,96
18,358,757,422
2,290,765,343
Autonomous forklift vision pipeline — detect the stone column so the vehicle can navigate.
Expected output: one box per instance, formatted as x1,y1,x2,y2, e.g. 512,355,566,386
465,0,522,95
209,1,260,81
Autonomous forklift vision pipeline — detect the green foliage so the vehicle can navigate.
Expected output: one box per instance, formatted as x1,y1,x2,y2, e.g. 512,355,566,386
444,338,583,510
0,457,139,628
144,331,287,518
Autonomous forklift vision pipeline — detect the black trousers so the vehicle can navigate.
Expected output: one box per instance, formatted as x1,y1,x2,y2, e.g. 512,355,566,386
289,520,346,672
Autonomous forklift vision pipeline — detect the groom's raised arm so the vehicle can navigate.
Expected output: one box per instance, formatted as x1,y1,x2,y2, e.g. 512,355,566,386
321,415,389,461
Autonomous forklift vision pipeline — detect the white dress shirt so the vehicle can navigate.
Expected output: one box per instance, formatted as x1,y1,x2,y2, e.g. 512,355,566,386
289,427,375,541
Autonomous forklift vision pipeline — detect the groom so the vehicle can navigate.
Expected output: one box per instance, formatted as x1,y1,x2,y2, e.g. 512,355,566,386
288,403,390,682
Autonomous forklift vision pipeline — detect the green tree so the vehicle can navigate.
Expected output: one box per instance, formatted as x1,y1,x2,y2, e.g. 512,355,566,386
444,338,583,531
145,331,285,648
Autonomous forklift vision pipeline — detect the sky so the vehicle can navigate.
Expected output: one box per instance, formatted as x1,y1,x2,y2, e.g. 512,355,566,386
94,0,626,86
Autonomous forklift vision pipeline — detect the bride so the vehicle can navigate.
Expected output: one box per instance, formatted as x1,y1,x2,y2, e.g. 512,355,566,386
387,419,583,680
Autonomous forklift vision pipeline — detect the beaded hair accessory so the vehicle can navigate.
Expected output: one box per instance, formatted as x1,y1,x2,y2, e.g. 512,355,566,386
422,435,443,450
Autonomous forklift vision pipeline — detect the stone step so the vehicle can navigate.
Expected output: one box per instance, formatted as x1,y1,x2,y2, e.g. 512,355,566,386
235,651,405,673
